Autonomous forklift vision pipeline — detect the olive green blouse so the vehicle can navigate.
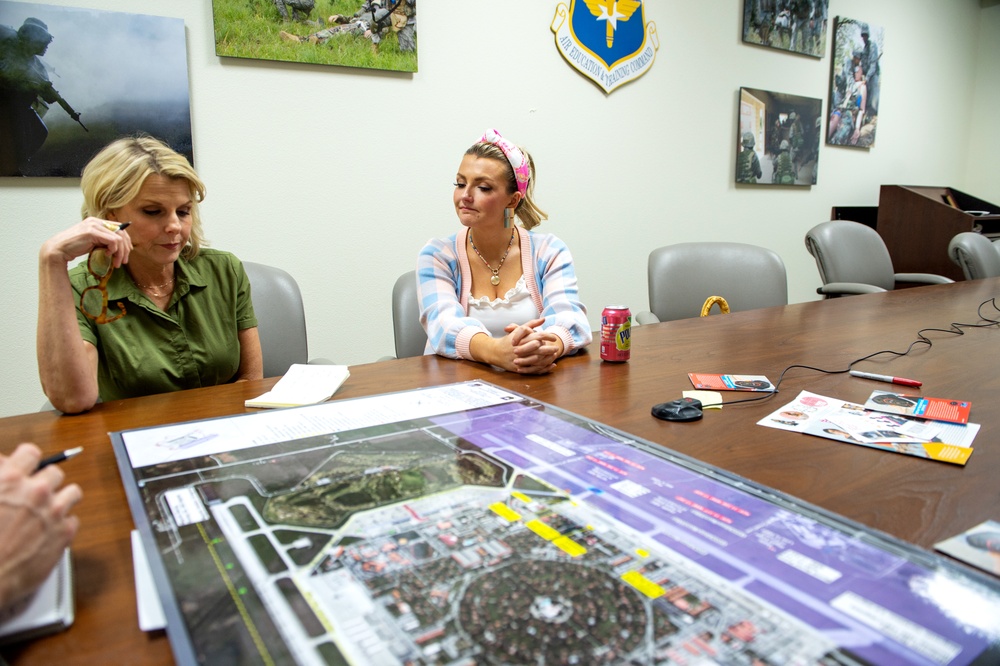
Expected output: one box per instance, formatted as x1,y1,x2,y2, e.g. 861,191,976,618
68,248,258,402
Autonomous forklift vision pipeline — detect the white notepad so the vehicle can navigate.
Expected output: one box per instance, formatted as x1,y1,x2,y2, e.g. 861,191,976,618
131,530,166,631
0,548,74,644
245,364,350,408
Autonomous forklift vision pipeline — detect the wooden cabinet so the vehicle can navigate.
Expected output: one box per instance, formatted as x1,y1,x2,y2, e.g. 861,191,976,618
877,185,1000,281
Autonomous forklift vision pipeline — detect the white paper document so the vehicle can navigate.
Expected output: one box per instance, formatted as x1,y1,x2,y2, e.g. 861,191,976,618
245,364,350,409
122,381,518,468
131,530,166,632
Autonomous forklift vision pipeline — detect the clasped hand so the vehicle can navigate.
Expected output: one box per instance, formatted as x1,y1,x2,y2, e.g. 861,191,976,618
503,317,564,375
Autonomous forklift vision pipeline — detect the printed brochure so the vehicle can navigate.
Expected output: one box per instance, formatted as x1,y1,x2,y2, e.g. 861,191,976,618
863,390,971,425
935,520,1000,576
758,390,977,466
687,373,774,392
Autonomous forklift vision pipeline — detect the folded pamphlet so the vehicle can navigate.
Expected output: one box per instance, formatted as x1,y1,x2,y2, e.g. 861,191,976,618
757,390,977,466
934,520,1000,576
687,373,774,392
862,390,971,424
245,364,350,408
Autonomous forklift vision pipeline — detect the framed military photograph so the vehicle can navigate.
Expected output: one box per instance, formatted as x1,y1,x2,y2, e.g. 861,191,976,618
737,87,822,186
827,16,883,149
0,1,192,178
211,0,417,73
742,0,828,59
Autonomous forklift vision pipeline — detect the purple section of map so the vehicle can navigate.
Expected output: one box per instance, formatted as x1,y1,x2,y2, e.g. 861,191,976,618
430,402,995,665
744,580,848,631
694,554,746,581
585,495,655,532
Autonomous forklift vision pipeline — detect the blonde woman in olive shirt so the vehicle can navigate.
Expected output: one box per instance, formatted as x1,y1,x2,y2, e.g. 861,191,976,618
37,136,262,414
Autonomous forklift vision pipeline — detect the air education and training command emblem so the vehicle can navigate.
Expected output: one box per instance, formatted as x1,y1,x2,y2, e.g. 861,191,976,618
552,0,658,93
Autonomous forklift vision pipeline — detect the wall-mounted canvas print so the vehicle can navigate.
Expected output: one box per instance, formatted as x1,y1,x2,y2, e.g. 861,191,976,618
212,0,416,73
827,16,883,148
0,1,192,177
742,0,828,58
737,87,822,186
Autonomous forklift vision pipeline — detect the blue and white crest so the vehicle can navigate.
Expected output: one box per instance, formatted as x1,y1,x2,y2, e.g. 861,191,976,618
552,1,658,93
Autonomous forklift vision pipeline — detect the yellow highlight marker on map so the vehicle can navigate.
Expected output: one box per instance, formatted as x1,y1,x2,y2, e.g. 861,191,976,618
490,502,521,522
525,519,561,541
622,570,665,599
553,536,587,557
636,548,650,558
511,491,531,503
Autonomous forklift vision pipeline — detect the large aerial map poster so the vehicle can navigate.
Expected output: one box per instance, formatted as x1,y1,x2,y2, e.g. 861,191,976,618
112,382,1000,666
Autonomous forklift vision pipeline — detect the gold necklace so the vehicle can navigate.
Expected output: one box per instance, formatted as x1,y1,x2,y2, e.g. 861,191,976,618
469,229,515,286
133,275,175,297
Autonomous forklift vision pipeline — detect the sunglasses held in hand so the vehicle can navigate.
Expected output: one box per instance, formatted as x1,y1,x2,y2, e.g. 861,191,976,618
79,222,130,324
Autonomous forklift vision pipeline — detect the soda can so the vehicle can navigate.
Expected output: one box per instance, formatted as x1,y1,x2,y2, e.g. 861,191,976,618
600,306,631,362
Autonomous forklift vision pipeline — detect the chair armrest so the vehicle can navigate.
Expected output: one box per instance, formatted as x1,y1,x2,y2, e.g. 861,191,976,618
634,311,660,325
307,357,338,365
816,282,887,296
893,273,954,285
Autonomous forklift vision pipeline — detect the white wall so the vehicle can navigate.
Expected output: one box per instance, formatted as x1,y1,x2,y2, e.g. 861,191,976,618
1,0,997,418
965,2,1000,205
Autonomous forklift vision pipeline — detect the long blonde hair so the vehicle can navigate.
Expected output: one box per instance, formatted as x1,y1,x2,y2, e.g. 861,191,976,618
81,135,207,258
465,141,548,230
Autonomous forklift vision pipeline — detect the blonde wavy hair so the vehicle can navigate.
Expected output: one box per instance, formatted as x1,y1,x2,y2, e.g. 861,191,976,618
80,135,207,258
465,141,548,230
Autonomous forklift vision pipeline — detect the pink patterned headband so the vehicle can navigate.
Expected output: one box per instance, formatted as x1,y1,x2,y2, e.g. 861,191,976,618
479,128,530,197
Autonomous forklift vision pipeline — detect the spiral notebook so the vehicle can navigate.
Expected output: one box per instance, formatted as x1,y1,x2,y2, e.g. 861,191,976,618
0,548,74,644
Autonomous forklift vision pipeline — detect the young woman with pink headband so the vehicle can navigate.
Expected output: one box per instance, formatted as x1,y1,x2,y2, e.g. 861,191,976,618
416,129,591,374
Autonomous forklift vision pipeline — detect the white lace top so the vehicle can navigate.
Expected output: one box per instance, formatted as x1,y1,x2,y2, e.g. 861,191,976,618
468,275,541,337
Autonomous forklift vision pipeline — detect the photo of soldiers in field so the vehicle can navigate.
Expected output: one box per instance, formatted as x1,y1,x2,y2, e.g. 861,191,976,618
212,0,417,72
737,87,822,186
827,17,882,149
0,1,192,177
742,0,828,59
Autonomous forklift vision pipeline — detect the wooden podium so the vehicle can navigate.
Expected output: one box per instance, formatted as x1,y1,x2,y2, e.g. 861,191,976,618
877,185,1000,281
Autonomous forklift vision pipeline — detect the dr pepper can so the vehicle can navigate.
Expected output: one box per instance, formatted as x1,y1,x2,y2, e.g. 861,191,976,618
600,306,631,362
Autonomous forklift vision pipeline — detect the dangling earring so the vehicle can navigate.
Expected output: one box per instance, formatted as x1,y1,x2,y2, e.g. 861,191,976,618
503,208,512,229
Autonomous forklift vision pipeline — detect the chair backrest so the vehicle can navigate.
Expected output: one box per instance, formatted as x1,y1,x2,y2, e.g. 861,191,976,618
392,270,427,358
948,232,1000,280
244,261,309,378
804,220,896,291
647,242,788,322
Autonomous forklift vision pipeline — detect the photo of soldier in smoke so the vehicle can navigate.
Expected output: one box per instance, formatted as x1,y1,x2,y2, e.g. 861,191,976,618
0,1,193,178
827,17,882,148
279,0,415,54
0,16,86,175
738,87,821,186
742,0,828,58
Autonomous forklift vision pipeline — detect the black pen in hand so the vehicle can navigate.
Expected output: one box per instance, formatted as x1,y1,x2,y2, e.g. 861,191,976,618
35,447,83,473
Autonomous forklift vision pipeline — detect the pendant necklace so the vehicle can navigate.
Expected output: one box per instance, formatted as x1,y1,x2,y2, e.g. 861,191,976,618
469,228,515,286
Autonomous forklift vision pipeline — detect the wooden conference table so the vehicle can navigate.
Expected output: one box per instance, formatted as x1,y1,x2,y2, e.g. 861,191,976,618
2,277,999,665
